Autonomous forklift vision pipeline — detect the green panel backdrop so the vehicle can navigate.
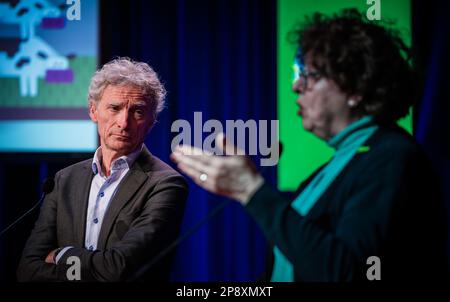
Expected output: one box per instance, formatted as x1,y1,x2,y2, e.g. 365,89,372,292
277,0,412,191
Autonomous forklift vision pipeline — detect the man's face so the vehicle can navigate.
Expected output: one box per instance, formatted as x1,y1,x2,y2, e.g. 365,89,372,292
89,85,153,156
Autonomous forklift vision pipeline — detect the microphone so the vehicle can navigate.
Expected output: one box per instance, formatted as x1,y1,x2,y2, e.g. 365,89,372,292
0,177,55,238
127,141,283,281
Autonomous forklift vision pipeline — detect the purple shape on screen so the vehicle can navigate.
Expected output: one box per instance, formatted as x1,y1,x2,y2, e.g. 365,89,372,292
41,17,66,29
45,69,74,83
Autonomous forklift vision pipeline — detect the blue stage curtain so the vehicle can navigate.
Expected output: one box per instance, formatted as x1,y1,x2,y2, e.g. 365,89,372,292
413,0,450,268
101,0,276,280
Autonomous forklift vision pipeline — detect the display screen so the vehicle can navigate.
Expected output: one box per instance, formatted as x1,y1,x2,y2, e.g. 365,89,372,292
0,0,98,152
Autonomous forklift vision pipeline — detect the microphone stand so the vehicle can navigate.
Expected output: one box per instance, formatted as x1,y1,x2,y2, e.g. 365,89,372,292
127,199,231,281
127,150,280,281
0,178,54,238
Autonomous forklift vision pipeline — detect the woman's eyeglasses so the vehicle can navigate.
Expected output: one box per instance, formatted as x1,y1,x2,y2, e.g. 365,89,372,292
296,69,322,91
293,57,322,91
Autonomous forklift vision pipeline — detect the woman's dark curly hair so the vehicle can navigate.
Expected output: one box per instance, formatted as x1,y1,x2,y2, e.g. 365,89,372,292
293,9,416,123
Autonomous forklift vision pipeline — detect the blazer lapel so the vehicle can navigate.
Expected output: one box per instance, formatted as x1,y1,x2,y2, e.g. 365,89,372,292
73,162,94,247
96,157,149,250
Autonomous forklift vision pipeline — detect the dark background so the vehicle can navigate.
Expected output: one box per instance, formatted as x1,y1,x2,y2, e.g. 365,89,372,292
0,0,449,281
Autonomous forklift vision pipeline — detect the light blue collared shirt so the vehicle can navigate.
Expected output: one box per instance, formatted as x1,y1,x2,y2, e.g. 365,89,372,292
85,145,143,251
56,145,143,264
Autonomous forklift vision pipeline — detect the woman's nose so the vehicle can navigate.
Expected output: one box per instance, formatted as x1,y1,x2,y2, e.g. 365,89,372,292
292,78,304,94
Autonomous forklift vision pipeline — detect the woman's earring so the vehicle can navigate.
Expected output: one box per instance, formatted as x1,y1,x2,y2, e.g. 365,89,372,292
348,99,357,107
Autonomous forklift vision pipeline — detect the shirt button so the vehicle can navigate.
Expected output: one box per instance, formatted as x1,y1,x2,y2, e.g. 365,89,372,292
93,218,98,224
99,192,104,197
88,245,94,251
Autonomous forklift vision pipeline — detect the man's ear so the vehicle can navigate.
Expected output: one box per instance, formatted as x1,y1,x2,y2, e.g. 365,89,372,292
89,100,98,123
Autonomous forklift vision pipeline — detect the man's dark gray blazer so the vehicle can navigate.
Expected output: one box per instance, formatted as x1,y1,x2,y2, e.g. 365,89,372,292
17,146,188,282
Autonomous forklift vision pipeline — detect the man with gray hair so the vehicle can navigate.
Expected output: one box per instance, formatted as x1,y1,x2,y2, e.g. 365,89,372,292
17,57,188,282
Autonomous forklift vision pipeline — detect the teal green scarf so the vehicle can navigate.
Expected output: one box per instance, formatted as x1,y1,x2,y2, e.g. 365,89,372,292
271,116,378,282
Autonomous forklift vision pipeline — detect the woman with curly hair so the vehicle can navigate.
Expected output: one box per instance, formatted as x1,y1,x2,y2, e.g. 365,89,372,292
172,9,448,281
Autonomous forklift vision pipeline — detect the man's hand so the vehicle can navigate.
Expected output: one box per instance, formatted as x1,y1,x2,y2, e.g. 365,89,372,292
45,249,59,264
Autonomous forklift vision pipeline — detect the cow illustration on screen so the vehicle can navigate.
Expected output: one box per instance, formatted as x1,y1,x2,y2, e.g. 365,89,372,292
0,0,63,39
0,36,72,97
0,0,73,97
